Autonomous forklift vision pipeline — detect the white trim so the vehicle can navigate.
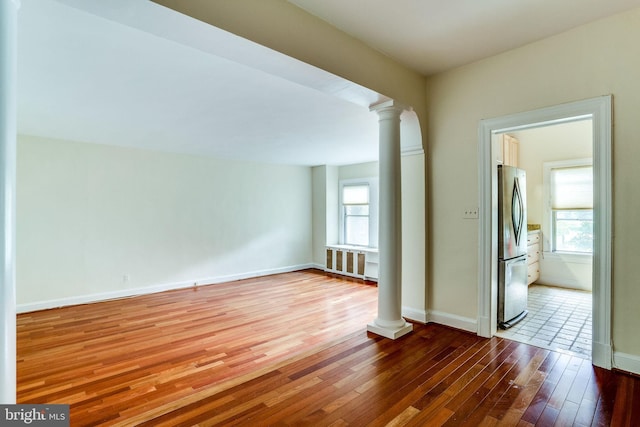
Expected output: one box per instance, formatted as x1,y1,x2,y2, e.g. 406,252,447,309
367,321,413,340
541,251,593,264
536,276,591,291
428,310,477,333
613,351,640,376
478,95,612,369
543,158,592,170
402,306,427,324
477,315,492,337
1,0,19,404
592,340,613,370
401,147,425,157
311,262,325,270
17,263,315,314
322,268,367,281
370,99,409,112
326,244,378,254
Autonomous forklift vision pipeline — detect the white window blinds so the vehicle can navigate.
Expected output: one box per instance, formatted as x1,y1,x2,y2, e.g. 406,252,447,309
343,185,369,205
551,166,593,210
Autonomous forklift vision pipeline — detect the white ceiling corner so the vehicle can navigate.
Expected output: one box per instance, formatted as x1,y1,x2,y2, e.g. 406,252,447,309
17,0,384,166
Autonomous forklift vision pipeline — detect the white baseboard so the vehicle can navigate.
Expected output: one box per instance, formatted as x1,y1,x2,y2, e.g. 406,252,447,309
17,263,315,314
536,276,592,292
402,306,427,324
428,310,477,333
476,315,492,338
592,340,613,370
613,350,640,376
17,279,195,314
198,263,316,286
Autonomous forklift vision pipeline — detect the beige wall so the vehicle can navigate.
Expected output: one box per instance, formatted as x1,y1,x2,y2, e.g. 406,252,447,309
426,8,640,357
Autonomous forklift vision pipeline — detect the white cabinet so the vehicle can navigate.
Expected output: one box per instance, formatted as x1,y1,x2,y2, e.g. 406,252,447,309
526,230,540,285
325,246,378,280
498,134,520,167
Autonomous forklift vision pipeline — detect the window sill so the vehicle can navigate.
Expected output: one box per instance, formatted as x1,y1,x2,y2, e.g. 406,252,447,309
327,244,378,253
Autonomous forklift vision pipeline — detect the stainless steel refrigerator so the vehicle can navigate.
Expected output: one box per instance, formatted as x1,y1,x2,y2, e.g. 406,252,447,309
498,165,528,328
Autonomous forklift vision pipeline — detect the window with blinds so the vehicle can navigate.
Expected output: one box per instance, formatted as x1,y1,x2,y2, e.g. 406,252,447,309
342,184,370,246
550,164,593,253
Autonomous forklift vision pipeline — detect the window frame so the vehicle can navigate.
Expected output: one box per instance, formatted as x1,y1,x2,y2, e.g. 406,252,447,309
339,178,379,248
542,158,593,257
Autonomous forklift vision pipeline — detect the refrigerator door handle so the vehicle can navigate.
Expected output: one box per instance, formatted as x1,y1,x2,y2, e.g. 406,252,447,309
511,177,524,246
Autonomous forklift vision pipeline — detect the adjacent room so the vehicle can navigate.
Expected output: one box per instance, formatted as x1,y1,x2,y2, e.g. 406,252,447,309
494,120,594,360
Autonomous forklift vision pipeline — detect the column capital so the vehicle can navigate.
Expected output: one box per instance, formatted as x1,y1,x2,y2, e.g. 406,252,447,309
369,99,410,115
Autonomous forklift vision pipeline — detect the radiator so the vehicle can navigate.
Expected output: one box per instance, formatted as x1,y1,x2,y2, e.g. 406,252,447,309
325,246,378,280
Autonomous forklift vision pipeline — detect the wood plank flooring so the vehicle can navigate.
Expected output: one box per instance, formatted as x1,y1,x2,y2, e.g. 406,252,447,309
17,269,640,426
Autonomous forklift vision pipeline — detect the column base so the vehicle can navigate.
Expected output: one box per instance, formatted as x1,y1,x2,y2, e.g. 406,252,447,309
367,320,413,339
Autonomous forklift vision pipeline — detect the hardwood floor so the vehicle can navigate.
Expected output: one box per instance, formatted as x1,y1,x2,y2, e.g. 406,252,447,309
17,270,640,426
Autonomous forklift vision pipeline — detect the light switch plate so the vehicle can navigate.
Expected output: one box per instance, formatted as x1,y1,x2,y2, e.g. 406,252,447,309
463,207,479,219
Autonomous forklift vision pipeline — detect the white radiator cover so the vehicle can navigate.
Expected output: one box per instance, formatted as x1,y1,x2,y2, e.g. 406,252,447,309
325,245,378,280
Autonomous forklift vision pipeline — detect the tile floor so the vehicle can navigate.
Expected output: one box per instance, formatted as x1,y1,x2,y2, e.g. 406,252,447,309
496,284,592,359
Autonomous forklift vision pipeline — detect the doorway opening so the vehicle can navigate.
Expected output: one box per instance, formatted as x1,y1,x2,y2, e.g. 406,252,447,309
493,119,593,360
477,96,612,369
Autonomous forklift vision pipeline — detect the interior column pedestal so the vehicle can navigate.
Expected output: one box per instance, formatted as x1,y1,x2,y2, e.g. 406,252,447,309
367,100,412,339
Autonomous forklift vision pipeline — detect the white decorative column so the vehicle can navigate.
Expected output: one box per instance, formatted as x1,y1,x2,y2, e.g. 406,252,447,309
0,0,19,404
367,100,413,339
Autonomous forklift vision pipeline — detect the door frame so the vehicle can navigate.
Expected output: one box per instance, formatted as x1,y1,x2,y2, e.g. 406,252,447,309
477,95,612,369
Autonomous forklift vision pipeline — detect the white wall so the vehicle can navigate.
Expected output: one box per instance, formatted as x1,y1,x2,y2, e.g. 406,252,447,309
17,135,312,310
311,166,327,266
513,121,593,290
426,7,640,361
339,161,378,181
311,164,338,266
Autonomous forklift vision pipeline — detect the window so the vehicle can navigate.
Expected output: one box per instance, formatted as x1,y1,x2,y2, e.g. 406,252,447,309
343,184,369,246
340,179,378,247
546,160,593,253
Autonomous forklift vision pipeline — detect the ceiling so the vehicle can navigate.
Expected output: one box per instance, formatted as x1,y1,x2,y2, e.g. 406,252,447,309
17,0,384,166
289,0,640,76
17,0,640,166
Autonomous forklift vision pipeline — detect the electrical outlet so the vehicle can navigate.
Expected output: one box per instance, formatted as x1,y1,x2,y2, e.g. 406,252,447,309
463,208,479,219
123,274,130,283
